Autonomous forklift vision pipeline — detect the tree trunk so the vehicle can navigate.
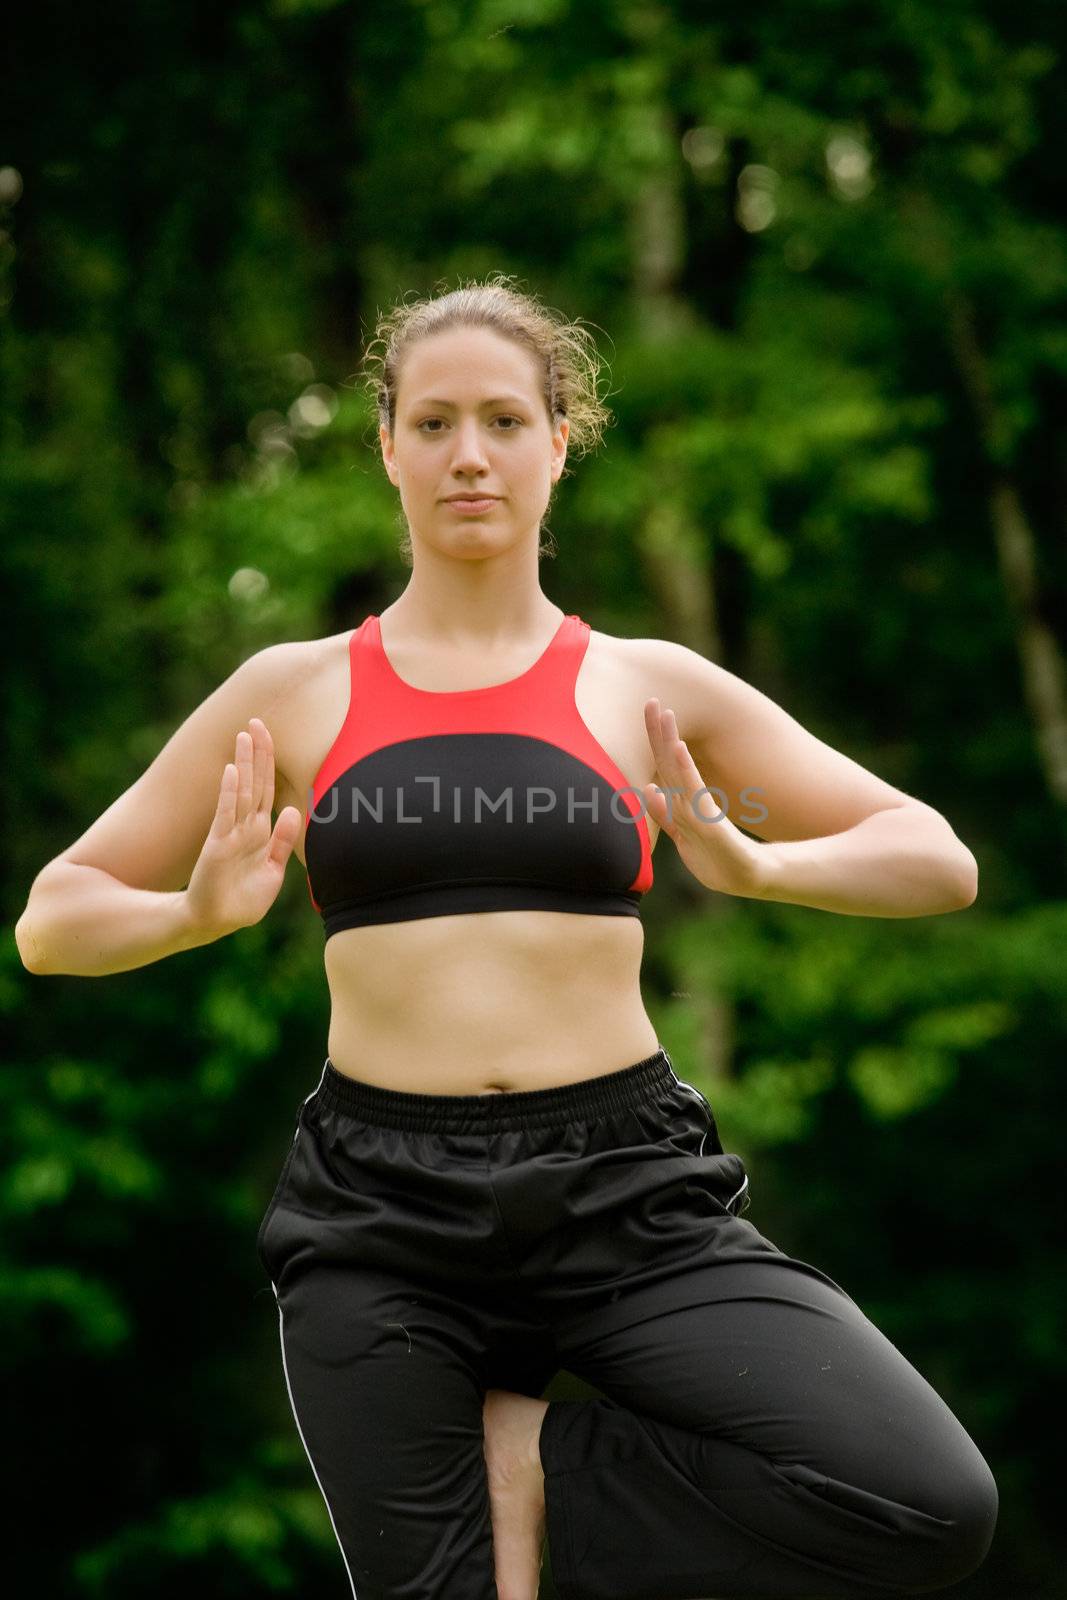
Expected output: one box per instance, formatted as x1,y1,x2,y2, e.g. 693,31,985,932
943,289,1067,805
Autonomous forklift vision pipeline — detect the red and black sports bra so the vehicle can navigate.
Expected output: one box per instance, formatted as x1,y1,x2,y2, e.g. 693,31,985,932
303,612,654,940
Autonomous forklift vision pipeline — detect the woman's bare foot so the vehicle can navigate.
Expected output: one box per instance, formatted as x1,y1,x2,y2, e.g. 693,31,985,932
482,1387,550,1600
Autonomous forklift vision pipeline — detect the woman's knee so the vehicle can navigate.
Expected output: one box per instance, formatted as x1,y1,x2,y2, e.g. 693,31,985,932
769,1437,998,1594
911,1446,998,1592
858,1438,999,1593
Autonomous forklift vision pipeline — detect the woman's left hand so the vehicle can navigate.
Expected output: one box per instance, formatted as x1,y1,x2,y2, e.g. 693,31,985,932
641,699,773,900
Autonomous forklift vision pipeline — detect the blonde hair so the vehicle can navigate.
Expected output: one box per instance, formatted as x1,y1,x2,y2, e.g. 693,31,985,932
359,272,614,566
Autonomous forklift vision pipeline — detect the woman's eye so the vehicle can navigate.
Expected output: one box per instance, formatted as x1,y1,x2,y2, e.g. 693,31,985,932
417,416,522,433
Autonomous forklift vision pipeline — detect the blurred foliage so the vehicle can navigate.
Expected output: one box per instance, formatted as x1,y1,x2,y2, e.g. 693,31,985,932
5,0,1067,1594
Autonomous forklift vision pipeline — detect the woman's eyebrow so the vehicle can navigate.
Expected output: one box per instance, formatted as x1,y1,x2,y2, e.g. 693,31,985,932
409,394,529,409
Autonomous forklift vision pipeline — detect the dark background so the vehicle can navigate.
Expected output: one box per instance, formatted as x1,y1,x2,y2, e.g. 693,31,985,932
4,0,1066,1594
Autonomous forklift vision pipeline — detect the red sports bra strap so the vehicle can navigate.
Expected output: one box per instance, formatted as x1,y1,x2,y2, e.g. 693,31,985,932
358,612,585,699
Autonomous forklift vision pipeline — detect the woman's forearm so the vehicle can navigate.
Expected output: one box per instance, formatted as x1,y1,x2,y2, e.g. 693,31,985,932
755,803,978,918
14,861,227,976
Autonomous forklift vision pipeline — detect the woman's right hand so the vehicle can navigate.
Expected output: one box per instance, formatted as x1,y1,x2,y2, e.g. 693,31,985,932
185,717,304,937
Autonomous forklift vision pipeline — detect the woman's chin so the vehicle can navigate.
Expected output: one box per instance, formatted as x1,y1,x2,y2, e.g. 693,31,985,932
421,524,526,558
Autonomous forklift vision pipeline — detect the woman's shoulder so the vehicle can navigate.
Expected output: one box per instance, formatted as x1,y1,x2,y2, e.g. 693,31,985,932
586,624,744,748
585,622,717,684
240,628,358,815
236,628,356,751
243,627,353,700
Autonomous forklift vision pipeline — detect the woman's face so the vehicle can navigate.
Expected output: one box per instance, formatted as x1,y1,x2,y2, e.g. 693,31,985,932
381,325,568,560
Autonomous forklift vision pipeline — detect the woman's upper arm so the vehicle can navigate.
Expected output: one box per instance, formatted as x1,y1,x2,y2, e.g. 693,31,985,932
37,642,305,896
639,637,918,842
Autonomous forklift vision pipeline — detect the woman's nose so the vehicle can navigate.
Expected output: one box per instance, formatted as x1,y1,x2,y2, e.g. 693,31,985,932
450,422,491,466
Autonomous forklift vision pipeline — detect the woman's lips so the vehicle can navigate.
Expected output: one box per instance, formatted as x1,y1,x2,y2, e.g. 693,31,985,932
446,498,499,513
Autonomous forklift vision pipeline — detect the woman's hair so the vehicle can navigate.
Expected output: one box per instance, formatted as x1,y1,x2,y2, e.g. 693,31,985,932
359,273,614,566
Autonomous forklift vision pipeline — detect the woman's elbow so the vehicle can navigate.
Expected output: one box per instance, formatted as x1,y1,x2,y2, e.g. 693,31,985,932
955,849,979,908
14,910,50,974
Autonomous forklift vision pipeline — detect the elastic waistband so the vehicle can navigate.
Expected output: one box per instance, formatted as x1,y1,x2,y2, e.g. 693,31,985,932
315,1046,678,1133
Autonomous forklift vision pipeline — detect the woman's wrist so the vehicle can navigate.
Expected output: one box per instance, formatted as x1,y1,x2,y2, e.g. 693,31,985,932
176,890,236,949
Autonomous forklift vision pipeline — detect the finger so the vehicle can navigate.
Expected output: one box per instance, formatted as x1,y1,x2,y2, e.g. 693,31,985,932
652,703,690,783
234,729,254,823
645,699,683,802
647,703,696,827
210,762,238,836
645,701,718,829
641,781,671,831
267,805,303,867
247,717,267,814
644,698,666,771
660,708,700,794
251,717,275,817
660,716,728,824
248,719,264,814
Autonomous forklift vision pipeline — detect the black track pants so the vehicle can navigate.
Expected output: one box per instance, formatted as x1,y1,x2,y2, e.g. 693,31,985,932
257,1046,997,1599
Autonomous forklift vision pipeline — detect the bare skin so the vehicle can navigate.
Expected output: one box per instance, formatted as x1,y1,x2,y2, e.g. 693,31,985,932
482,1388,551,1600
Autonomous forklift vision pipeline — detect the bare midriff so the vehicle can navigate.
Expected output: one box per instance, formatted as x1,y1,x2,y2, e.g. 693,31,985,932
321,909,660,1094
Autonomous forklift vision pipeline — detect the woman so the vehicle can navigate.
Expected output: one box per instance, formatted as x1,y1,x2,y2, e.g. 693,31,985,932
17,278,997,1600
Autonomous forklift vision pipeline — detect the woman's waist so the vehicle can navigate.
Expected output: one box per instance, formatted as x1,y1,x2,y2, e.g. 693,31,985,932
324,1006,663,1094
322,915,655,1091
